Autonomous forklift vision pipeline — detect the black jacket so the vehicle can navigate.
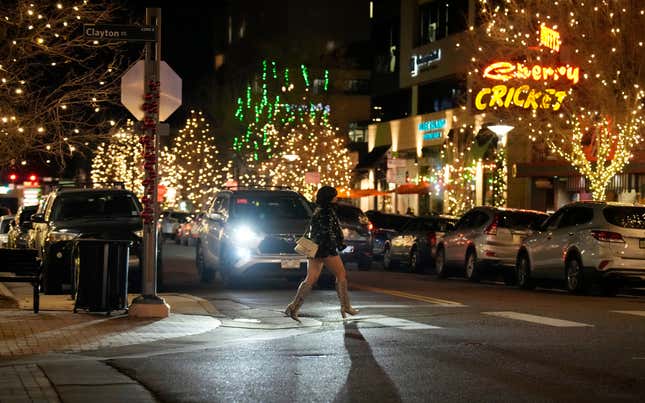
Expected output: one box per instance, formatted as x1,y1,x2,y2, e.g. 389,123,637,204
309,205,344,256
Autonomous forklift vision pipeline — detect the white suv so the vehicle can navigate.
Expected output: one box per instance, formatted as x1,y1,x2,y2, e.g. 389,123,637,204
516,201,645,294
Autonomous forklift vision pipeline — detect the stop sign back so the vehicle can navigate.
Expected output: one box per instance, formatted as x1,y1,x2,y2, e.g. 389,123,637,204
121,60,182,121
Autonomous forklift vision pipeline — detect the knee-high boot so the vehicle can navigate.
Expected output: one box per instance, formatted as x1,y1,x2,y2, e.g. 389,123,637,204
335,279,359,319
284,281,312,322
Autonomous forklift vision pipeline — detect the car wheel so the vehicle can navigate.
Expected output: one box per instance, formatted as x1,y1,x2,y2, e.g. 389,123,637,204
383,245,395,271
517,254,535,290
408,246,422,273
196,243,215,283
565,258,586,294
358,255,372,271
435,247,448,278
464,250,480,282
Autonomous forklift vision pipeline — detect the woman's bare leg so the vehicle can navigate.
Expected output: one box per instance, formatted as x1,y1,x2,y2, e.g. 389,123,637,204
322,255,358,318
285,258,323,322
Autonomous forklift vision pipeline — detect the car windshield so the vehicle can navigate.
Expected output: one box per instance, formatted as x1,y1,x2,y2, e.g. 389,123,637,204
603,206,645,229
498,211,549,230
51,192,140,221
231,195,311,220
369,213,412,231
335,205,369,226
0,218,12,233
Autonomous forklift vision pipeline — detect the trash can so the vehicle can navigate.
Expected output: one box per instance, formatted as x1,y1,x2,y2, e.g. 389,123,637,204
72,239,131,315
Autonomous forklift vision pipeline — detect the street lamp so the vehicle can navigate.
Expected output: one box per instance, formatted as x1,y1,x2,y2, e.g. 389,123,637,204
486,124,514,208
487,124,514,146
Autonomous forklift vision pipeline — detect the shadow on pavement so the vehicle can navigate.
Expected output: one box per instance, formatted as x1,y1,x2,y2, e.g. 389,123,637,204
334,321,401,403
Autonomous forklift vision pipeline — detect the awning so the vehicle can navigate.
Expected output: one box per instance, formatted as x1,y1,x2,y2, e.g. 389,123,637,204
354,145,391,170
394,181,431,194
336,187,392,199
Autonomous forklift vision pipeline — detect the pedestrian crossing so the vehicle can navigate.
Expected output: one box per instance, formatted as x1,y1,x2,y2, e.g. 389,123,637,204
482,311,593,327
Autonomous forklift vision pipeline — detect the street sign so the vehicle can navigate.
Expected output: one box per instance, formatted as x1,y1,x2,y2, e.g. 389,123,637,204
305,172,320,184
121,60,182,122
83,24,156,42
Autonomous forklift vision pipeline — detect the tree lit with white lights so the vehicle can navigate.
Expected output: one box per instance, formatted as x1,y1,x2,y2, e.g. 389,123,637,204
0,0,127,166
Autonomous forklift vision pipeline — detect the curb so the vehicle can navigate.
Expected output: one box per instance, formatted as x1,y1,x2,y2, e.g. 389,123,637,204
0,281,19,307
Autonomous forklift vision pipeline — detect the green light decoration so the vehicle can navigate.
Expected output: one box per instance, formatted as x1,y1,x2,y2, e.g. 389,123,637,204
301,64,310,87
324,69,329,91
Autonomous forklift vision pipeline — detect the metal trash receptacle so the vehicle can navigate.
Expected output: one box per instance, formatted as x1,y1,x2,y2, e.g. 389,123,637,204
73,239,131,314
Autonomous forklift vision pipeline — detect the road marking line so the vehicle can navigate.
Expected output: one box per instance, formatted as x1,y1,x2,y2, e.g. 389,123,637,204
351,284,465,307
362,317,441,330
633,357,645,360
483,311,593,327
611,310,645,318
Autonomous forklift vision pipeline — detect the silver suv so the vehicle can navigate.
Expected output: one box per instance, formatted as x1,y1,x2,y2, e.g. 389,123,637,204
196,188,312,286
435,207,548,282
516,201,645,294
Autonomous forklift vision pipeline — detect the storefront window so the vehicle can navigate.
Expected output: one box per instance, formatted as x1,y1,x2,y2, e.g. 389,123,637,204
418,0,468,46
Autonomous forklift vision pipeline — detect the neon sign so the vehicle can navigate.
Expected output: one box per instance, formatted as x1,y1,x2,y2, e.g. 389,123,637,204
418,118,446,132
483,61,579,85
422,131,443,141
474,85,567,112
540,24,561,52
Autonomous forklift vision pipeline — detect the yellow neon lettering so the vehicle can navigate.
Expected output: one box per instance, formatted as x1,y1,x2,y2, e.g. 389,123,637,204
483,62,514,81
504,86,515,108
475,88,491,110
523,89,541,109
531,65,542,81
552,91,567,111
513,85,529,107
489,85,508,107
566,67,580,84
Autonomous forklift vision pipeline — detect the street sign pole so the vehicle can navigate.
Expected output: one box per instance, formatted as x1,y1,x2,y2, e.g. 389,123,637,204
130,7,170,318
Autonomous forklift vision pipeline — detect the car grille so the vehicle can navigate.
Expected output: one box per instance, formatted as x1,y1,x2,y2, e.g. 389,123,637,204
258,235,298,254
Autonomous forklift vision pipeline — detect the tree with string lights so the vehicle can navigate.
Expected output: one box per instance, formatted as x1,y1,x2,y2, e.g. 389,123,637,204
257,110,352,200
91,120,178,206
470,0,645,200
171,110,232,210
0,0,128,167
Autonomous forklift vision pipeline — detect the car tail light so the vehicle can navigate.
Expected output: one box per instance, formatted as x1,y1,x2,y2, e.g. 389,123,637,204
427,232,437,247
368,221,374,231
591,230,625,243
485,214,499,235
598,260,611,270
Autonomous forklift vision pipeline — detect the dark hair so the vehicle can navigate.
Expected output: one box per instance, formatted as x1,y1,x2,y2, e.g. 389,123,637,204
315,186,337,206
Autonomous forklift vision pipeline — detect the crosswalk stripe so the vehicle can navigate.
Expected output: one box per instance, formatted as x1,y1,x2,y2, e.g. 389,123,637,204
351,284,465,307
611,310,645,318
483,311,593,327
353,315,441,330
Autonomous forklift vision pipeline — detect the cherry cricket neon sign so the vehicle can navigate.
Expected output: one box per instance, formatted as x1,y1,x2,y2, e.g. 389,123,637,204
474,25,580,112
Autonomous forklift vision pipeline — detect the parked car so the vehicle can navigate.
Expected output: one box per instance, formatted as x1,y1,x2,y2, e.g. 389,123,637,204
160,210,191,241
31,186,147,294
0,215,14,247
6,205,38,248
335,203,374,271
196,187,313,287
189,213,205,244
365,211,413,260
435,207,549,282
385,215,457,273
175,212,203,245
516,201,645,294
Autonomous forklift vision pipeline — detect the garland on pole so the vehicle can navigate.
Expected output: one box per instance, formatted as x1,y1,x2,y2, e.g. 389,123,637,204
140,80,159,225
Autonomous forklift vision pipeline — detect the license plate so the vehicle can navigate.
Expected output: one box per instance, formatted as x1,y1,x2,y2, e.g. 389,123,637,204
281,259,301,269
640,239,645,249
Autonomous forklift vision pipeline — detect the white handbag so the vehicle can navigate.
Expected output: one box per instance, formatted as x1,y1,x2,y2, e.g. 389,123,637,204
294,236,318,258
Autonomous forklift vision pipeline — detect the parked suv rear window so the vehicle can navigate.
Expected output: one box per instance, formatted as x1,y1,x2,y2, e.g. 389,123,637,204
336,205,369,226
498,211,548,229
231,194,311,220
603,206,645,229
367,212,411,231
51,192,140,220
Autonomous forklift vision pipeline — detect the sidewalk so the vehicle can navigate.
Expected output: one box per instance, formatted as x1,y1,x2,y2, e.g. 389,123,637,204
0,281,223,403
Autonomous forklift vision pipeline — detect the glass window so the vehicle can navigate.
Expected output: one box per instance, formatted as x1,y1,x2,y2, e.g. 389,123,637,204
335,205,369,226
498,211,549,230
559,207,593,228
544,210,564,230
603,206,645,229
418,0,468,45
51,192,140,221
455,211,475,230
231,195,311,220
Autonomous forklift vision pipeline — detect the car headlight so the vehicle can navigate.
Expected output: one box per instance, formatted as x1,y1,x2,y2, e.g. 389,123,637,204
47,230,80,242
134,230,144,238
230,225,263,248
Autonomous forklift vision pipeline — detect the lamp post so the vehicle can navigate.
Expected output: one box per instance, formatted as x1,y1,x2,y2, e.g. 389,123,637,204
487,124,514,207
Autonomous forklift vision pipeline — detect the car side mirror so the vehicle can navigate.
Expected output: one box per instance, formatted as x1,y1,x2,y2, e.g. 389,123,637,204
31,213,45,223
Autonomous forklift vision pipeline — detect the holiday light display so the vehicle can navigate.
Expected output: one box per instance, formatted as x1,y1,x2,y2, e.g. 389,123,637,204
470,0,645,200
90,120,177,207
0,1,127,166
232,60,351,196
172,110,232,210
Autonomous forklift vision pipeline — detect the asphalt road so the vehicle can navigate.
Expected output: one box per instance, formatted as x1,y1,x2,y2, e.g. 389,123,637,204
104,243,645,403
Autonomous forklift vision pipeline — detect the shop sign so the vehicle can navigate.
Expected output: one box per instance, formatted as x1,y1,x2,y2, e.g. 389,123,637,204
475,84,567,111
410,49,442,77
540,24,561,52
422,131,443,141
418,118,446,132
305,172,320,184
483,61,579,85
